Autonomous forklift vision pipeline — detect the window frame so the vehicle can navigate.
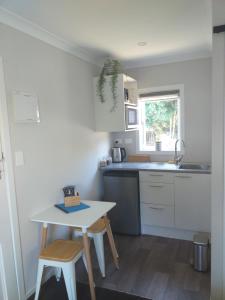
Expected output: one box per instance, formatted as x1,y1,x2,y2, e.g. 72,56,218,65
136,84,184,155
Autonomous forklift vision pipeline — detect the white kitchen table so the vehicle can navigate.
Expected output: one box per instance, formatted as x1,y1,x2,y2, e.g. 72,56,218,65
31,200,118,300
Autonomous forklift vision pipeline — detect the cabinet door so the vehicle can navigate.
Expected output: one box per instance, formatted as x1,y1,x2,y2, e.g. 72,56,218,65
140,182,174,206
174,174,211,232
139,171,174,184
141,203,174,227
94,74,125,132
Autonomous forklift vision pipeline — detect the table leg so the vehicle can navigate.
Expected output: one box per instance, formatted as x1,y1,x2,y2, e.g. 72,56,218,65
69,226,74,240
104,215,119,269
82,229,96,300
40,223,48,250
39,223,48,283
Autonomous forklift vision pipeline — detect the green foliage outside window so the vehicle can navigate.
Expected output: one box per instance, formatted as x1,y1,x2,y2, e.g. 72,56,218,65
145,99,178,141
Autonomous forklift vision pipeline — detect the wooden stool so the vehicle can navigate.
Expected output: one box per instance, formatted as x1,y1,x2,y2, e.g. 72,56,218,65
74,217,119,278
34,239,85,300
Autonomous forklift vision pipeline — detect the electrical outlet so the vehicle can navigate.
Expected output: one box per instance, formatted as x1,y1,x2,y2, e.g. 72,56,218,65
114,138,122,145
124,138,133,144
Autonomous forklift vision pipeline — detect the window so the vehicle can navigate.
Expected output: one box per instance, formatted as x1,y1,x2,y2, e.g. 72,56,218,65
138,87,183,152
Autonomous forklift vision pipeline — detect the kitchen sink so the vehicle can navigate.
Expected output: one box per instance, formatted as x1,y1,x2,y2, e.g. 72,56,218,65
178,163,210,171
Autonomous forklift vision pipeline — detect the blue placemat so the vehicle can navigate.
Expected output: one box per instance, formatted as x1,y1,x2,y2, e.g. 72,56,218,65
55,202,90,214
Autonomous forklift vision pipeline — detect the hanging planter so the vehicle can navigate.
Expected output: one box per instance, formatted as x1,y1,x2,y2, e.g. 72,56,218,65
97,58,121,112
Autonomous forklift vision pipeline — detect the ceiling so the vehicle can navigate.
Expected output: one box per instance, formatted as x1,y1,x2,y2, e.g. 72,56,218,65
0,0,212,68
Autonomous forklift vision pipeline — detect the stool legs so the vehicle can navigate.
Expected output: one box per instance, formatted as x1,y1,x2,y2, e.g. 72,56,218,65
73,230,105,278
82,253,87,271
63,263,77,300
93,233,105,277
34,261,45,300
55,267,62,282
35,261,79,300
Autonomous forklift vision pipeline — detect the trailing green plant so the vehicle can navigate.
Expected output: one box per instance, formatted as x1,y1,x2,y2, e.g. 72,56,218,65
97,58,121,112
110,60,121,112
97,67,107,103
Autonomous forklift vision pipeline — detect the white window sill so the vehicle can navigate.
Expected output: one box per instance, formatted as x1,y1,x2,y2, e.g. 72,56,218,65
137,149,183,155
137,150,175,155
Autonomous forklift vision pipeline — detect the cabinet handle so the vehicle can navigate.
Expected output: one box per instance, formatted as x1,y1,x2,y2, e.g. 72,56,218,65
175,175,192,178
149,206,164,210
149,174,163,177
149,185,164,188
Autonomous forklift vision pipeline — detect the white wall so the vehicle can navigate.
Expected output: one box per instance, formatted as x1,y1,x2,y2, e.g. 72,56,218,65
0,24,110,296
112,58,212,163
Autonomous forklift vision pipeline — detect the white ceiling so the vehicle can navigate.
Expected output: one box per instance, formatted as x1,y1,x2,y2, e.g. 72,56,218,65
0,0,212,68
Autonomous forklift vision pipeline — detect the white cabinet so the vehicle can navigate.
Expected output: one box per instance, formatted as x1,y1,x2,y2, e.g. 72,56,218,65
93,74,137,132
139,171,211,235
140,171,175,228
174,173,211,232
139,171,174,184
140,182,174,206
141,203,174,228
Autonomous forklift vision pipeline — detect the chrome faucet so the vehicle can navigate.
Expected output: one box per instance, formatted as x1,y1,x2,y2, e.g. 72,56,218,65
174,139,185,165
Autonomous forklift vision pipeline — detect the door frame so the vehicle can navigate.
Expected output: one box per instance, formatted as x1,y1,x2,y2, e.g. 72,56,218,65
0,244,8,299
211,32,225,300
0,57,25,299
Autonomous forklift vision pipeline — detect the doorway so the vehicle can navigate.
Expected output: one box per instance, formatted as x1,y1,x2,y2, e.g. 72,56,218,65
0,57,25,299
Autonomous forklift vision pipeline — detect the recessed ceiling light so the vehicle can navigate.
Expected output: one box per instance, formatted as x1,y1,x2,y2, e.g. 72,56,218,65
137,41,147,46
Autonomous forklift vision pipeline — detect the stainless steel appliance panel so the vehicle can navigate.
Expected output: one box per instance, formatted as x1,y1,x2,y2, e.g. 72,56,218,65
103,171,140,235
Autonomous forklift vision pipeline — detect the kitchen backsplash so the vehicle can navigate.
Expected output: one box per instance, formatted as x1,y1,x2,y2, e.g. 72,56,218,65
110,131,174,162
110,131,211,164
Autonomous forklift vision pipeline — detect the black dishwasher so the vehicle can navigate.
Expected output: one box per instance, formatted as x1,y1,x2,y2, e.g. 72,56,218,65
103,171,141,235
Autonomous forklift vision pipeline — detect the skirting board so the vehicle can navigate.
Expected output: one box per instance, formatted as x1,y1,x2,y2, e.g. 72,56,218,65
141,224,210,241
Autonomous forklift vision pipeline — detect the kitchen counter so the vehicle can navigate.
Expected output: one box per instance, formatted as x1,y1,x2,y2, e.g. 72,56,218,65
101,162,211,174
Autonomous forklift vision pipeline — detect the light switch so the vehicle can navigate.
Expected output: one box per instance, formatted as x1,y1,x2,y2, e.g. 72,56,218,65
15,151,24,166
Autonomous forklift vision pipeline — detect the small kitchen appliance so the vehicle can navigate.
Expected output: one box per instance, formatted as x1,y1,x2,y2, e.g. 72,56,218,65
112,146,126,163
125,104,139,130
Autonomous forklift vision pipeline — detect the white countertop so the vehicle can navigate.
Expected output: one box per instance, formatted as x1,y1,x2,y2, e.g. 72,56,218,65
101,162,211,174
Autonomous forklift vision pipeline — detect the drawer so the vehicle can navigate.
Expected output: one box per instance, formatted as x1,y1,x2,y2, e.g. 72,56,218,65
139,171,174,184
140,182,174,206
141,203,174,228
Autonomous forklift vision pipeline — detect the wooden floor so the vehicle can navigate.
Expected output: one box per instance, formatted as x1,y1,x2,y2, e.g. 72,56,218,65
76,234,210,300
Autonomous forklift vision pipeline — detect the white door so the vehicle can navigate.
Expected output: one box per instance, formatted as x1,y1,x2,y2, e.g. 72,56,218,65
0,57,24,300
0,132,20,299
